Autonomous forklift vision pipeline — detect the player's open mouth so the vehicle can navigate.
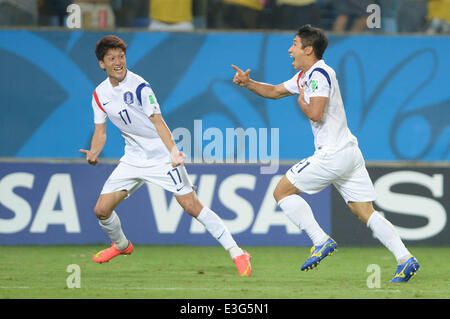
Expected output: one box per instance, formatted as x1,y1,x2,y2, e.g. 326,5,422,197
114,66,124,72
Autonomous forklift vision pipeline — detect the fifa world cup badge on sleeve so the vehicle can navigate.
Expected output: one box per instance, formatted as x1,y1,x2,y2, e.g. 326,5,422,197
123,91,134,105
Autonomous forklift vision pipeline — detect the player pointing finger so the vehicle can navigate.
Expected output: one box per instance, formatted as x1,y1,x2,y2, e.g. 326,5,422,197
231,24,419,282
231,64,250,87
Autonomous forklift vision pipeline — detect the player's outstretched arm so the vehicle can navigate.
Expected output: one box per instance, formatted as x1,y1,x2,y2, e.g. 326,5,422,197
79,122,107,166
150,113,186,167
231,64,292,100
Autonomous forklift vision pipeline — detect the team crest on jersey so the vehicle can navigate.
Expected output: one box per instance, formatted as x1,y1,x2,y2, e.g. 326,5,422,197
123,91,134,105
310,80,318,91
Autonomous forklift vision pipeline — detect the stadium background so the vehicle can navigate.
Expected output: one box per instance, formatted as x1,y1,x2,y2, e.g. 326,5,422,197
1,1,449,251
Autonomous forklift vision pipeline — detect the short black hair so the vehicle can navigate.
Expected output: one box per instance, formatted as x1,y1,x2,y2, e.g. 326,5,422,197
95,35,127,61
296,24,328,60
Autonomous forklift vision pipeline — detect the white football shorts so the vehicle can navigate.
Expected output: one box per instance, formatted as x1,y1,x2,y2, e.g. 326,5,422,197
101,161,194,197
285,144,377,204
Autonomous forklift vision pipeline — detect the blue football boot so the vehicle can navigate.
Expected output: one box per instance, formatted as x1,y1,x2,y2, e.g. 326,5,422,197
301,237,337,271
389,256,420,283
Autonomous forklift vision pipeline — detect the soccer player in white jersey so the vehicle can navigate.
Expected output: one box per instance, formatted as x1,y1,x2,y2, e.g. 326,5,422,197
79,35,252,277
231,25,419,282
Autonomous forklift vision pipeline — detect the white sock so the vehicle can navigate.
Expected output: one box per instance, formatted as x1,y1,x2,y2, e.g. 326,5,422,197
278,194,329,246
98,211,128,250
196,207,239,253
367,211,410,264
228,246,244,259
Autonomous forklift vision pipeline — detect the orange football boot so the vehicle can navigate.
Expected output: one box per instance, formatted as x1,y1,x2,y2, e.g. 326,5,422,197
233,250,252,277
92,242,134,263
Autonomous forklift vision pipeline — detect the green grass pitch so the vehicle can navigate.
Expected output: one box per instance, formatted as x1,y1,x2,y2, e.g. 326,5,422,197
0,245,448,299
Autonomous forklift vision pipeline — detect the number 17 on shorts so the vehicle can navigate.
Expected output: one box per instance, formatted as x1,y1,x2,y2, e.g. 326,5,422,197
167,167,185,192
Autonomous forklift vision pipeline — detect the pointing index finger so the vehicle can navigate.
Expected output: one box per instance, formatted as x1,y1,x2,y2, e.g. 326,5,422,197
231,64,243,73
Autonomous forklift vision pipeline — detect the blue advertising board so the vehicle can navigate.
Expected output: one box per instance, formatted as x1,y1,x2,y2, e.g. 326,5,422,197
0,161,331,246
0,30,449,161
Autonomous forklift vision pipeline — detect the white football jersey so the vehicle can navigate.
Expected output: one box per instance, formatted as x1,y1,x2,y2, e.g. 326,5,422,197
92,70,171,166
283,59,357,154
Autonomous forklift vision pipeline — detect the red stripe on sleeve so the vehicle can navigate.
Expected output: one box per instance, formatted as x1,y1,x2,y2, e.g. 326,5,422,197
296,71,304,91
93,90,106,113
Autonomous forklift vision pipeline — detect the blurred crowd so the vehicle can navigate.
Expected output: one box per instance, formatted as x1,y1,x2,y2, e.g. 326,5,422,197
0,0,449,34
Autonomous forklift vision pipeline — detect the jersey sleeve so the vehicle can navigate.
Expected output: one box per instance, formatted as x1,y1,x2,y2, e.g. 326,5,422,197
283,72,301,94
139,84,161,117
308,70,331,98
92,91,107,124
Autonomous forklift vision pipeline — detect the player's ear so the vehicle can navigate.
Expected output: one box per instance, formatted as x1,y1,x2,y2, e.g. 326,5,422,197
304,46,314,56
99,60,106,70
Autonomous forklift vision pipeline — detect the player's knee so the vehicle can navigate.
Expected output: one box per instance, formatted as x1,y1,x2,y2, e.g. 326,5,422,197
182,199,202,217
93,204,111,220
273,191,292,204
273,188,282,203
273,184,288,203
347,201,374,225
184,202,198,217
273,182,300,204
